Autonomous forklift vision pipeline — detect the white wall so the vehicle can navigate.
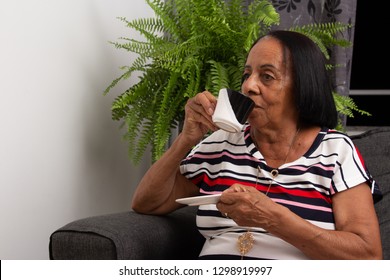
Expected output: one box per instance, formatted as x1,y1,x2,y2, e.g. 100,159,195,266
0,0,153,259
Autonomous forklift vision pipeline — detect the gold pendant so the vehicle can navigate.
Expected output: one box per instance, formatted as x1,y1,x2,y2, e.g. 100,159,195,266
237,231,254,258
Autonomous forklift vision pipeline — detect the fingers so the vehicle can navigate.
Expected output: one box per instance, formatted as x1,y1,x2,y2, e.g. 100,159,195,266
223,184,257,194
217,185,265,220
184,91,218,132
187,91,216,118
194,91,217,116
218,190,247,207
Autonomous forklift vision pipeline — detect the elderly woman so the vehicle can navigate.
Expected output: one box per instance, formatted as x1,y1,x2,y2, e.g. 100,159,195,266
132,30,382,259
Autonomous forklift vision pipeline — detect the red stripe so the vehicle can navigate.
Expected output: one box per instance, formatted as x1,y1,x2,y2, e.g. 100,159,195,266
354,145,366,167
193,174,331,203
267,185,332,203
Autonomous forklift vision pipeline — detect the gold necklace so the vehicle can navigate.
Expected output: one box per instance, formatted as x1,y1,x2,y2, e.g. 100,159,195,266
237,128,300,259
262,128,300,194
269,128,300,181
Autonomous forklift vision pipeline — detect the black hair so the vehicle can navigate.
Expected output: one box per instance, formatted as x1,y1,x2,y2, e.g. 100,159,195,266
250,30,338,129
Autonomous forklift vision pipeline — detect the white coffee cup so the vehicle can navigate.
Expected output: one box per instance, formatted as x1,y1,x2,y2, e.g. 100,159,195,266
212,88,255,133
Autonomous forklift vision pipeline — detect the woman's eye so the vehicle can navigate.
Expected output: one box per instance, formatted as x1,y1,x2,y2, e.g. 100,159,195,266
241,73,250,84
262,73,274,82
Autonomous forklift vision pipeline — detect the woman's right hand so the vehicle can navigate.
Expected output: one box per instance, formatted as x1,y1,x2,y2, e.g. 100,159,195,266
181,91,218,144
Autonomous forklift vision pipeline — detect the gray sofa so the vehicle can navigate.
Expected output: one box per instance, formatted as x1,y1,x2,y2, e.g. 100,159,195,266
49,127,390,259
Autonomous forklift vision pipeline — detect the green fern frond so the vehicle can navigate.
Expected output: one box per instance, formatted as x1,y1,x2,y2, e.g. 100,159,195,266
146,0,183,42
153,72,189,160
243,0,280,51
181,58,202,98
104,71,129,96
224,0,245,30
119,16,165,37
333,92,371,118
109,39,153,59
249,0,280,27
208,60,230,95
228,64,245,91
290,22,352,59
250,0,280,29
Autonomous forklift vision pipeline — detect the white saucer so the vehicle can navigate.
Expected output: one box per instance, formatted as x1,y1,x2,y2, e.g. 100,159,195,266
175,194,221,206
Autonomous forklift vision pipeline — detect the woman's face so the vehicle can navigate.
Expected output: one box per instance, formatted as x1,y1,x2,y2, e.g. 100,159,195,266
241,36,298,129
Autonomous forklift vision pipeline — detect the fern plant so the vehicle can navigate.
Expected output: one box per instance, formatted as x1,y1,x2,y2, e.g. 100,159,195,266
105,0,367,164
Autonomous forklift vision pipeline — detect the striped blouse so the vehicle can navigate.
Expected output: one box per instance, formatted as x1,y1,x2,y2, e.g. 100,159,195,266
179,124,381,259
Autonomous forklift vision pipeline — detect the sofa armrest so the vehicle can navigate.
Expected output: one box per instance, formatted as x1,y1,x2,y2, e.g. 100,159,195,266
49,206,204,260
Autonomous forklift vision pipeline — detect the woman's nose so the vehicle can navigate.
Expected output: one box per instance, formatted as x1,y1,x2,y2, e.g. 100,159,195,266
241,75,258,95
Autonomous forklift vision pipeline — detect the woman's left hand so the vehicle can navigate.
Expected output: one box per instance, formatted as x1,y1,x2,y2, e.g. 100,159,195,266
216,184,283,229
